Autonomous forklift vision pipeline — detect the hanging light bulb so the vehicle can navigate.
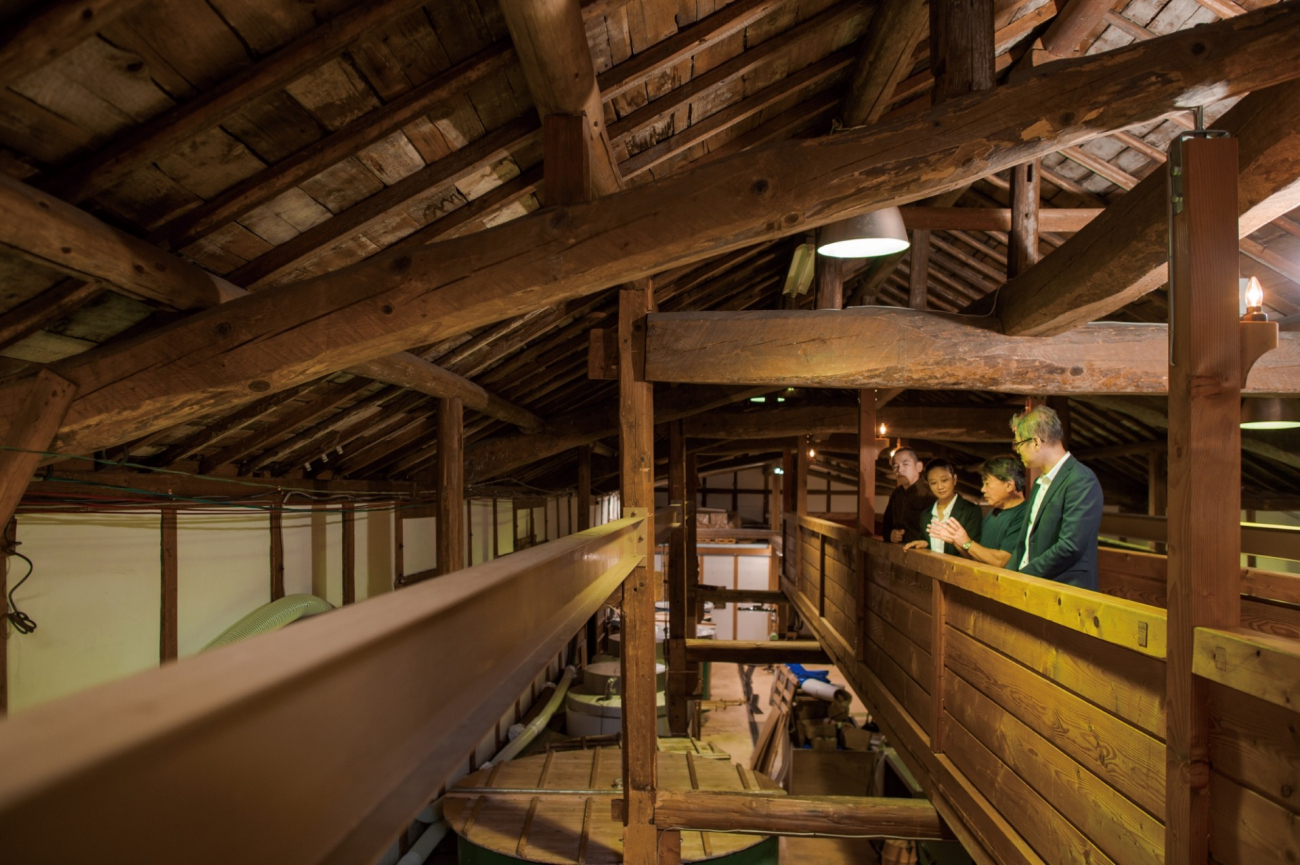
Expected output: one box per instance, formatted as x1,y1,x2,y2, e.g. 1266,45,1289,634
878,422,887,436
807,447,817,459
816,208,910,258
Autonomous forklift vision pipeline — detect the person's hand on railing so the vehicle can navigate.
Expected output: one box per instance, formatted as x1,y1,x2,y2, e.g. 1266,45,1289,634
903,540,929,551
929,517,970,549
890,529,905,543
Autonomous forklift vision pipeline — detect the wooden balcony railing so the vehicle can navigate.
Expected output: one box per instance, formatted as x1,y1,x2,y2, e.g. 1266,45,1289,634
783,511,1300,865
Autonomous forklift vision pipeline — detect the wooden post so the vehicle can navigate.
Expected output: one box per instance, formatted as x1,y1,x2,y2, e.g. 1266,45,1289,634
781,447,795,514
577,445,592,530
270,499,285,600
342,503,356,606
795,437,810,516
685,453,701,643
667,420,689,736
856,390,878,662
1164,135,1242,865
1,519,13,715
908,229,930,310
160,509,178,663
815,255,843,310
0,370,75,532
857,391,878,538
394,507,405,587
619,279,658,865
437,397,465,575
1009,161,1041,278
929,0,995,103
1149,447,1168,555
544,113,590,206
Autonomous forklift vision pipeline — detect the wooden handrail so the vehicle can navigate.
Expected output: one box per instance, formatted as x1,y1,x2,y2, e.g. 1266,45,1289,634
1193,626,1300,712
652,790,954,840
0,516,645,864
796,512,859,545
653,504,682,545
865,536,1167,659
1100,512,1300,561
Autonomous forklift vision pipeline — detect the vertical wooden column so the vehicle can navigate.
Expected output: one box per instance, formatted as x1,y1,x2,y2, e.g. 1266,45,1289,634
269,499,285,600
928,0,995,102
577,445,592,530
437,397,465,575
908,229,930,310
342,503,356,605
815,255,843,310
795,437,810,516
393,508,405,587
544,113,590,206
619,278,658,865
1149,447,1169,555
685,453,701,636
0,369,75,531
1165,135,1242,865
160,509,178,663
0,520,11,715
1008,161,1041,278
666,420,690,736
856,390,878,662
780,447,796,515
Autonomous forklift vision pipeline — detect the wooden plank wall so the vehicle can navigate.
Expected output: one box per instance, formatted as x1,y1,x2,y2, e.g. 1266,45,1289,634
785,517,1300,864
1098,548,1300,641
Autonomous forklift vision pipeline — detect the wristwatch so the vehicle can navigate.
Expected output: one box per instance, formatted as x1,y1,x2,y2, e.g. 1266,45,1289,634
962,540,973,551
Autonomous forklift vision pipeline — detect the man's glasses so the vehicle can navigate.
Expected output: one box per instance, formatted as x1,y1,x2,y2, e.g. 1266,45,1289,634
1012,437,1035,451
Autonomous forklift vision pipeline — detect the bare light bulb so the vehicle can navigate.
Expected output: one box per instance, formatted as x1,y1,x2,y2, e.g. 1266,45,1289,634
1246,276,1264,310
878,423,887,436
807,447,816,459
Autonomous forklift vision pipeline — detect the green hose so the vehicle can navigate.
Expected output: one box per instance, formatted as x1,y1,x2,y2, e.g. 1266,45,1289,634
202,594,334,651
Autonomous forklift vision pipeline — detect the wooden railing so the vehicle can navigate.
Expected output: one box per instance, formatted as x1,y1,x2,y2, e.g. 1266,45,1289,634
1098,547,1300,641
1099,512,1300,561
0,516,646,864
783,512,1300,865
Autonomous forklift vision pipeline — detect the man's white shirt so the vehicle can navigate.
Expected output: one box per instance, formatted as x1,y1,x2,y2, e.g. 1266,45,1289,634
1019,452,1072,569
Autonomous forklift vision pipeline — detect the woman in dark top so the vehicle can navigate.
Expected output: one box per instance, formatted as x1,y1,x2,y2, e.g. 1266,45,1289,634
931,455,1027,569
903,459,983,556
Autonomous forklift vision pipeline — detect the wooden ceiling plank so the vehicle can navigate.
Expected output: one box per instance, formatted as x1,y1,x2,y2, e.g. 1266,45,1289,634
0,279,102,353
145,384,318,467
14,4,1300,458
642,307,1300,395
902,206,1100,232
997,78,1300,336
607,1,862,146
41,0,433,204
619,48,854,179
841,0,929,127
0,1,147,89
684,404,1013,441
596,0,788,104
229,113,542,288
146,42,517,252
350,352,542,432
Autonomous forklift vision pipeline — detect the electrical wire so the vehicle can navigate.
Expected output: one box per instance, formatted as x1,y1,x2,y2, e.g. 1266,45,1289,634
5,550,37,635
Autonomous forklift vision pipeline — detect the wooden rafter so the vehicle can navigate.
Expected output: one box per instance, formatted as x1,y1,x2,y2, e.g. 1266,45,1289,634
10,5,1300,460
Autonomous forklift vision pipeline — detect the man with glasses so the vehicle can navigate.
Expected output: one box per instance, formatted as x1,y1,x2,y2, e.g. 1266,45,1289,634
1008,405,1104,590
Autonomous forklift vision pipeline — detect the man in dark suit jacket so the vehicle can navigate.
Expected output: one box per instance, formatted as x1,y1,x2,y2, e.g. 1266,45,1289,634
1009,406,1104,590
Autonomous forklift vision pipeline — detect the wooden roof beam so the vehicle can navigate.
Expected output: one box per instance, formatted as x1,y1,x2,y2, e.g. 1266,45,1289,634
0,174,545,434
684,404,1014,441
464,386,770,483
841,0,929,127
41,0,432,203
642,308,1300,395
499,0,623,196
15,4,1300,457
995,78,1300,336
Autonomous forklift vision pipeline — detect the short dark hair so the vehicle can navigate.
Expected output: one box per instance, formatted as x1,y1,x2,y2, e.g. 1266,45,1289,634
980,455,1026,493
890,447,920,463
925,458,957,479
